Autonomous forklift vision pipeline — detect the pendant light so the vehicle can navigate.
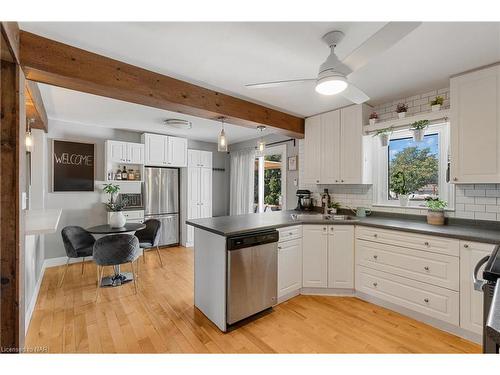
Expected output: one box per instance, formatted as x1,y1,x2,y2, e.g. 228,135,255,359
255,126,266,157
217,117,228,152
25,118,34,152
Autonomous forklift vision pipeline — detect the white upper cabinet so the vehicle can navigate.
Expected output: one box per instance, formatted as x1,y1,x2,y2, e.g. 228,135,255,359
188,149,213,168
451,64,500,183
106,140,144,164
142,133,187,167
303,104,372,185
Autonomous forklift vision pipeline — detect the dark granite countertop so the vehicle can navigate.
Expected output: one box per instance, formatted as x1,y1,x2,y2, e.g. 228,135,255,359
186,210,500,244
106,207,144,212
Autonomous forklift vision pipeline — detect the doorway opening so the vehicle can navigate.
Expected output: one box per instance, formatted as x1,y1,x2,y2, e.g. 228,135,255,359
254,144,287,213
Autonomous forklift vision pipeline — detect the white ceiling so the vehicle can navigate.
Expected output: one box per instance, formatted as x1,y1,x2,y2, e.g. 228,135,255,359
37,83,270,144
21,22,500,141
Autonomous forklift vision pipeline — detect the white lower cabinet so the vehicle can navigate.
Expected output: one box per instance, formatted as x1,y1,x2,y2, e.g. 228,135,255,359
302,225,328,288
278,238,303,299
327,225,354,289
460,240,496,335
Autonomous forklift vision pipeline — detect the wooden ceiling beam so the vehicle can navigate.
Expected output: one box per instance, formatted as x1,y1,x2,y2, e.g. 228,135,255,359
1,22,20,64
25,80,48,132
19,31,305,138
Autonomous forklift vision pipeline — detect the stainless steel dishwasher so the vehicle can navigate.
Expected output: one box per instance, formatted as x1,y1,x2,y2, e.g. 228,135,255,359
226,229,279,325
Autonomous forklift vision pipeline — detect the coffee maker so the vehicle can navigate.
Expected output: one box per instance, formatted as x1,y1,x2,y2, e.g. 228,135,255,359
295,189,312,211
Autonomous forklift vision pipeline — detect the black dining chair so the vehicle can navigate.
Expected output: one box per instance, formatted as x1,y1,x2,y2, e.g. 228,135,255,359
93,234,141,301
60,226,96,287
135,219,163,267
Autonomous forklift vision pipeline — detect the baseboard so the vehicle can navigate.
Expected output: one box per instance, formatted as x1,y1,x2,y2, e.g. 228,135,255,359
356,291,481,344
25,262,46,334
301,287,356,297
44,255,94,268
277,289,301,304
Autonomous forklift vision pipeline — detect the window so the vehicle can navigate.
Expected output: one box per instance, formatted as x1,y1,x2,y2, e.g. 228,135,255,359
253,145,287,213
374,123,453,208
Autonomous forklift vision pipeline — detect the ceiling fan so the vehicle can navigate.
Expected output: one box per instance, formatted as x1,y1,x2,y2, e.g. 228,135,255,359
245,22,421,104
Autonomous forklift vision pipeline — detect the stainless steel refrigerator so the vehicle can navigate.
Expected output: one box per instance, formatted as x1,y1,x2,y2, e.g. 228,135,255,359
143,167,179,246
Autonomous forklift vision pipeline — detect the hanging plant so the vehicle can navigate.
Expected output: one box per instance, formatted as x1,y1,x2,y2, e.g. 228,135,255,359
430,96,444,112
396,103,408,119
369,112,378,126
373,127,393,147
410,120,430,142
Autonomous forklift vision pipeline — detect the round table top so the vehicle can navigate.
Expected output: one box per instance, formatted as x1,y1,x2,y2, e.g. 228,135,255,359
87,223,146,234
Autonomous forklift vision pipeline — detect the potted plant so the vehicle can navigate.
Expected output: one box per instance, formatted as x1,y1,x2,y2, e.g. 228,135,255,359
396,103,408,119
430,96,444,112
425,197,447,225
373,127,393,147
369,112,378,126
410,119,430,142
103,183,127,228
328,201,341,214
391,171,411,206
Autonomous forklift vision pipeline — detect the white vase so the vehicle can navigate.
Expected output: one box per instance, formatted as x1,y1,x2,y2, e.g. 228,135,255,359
398,112,406,119
431,104,441,112
109,211,126,228
399,195,409,207
369,118,376,126
379,133,390,147
412,128,425,142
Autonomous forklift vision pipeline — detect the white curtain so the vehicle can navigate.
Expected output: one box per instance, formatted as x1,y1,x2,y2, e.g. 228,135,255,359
230,149,255,215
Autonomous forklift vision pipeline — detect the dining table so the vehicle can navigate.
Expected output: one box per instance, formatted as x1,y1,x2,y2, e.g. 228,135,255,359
87,223,146,287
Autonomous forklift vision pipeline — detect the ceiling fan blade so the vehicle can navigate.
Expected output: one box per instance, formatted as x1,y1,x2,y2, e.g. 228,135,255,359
342,22,421,73
340,83,370,104
245,78,316,89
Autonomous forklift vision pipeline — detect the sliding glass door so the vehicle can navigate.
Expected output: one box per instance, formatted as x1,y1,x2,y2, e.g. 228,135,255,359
254,145,287,213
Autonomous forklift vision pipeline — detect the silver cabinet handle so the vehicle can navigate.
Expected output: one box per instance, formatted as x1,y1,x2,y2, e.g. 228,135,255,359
424,241,430,246
373,255,378,260
424,298,429,303
341,179,344,183
335,180,338,183
289,232,293,235
373,282,378,287
277,246,282,250
424,266,430,271
453,177,458,181
316,180,320,183
373,234,378,238
463,244,469,248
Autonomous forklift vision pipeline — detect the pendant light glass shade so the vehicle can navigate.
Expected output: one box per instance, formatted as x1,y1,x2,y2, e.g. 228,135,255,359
25,118,34,152
255,126,266,157
217,118,228,152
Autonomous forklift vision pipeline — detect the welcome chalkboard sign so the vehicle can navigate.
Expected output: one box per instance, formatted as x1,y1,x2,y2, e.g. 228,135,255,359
52,140,95,192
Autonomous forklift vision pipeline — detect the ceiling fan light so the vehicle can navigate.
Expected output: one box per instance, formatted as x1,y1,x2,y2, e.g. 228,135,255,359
315,76,348,95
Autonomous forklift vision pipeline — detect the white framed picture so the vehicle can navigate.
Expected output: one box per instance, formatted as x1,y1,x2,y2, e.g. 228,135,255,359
288,155,297,171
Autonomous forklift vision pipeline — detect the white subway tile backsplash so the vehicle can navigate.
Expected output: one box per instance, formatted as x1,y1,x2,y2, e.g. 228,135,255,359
475,197,498,205
464,189,486,197
464,204,486,212
475,212,497,221
455,196,476,204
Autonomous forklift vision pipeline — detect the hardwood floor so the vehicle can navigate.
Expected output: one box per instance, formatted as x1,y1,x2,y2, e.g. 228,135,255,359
26,246,480,353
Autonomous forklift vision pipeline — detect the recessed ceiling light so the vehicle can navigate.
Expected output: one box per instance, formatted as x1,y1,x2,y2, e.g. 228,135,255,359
163,118,192,130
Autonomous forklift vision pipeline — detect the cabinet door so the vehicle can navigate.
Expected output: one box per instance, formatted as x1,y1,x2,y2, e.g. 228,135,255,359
451,65,500,183
108,141,127,163
340,105,364,184
320,110,341,184
200,150,213,168
127,143,144,164
460,241,495,335
199,167,212,218
328,225,354,289
188,149,201,167
303,115,322,184
278,238,303,298
145,134,166,166
187,167,200,219
167,136,188,167
302,225,328,288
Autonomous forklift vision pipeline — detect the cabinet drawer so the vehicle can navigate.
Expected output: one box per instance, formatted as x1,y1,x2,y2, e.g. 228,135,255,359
356,266,459,325
123,210,144,220
278,225,302,242
356,226,459,257
356,239,459,291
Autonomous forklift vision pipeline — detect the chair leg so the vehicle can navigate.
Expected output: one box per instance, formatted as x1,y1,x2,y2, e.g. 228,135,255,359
142,248,146,264
130,262,138,295
156,246,164,267
96,264,100,287
81,257,85,275
95,266,104,302
59,257,70,287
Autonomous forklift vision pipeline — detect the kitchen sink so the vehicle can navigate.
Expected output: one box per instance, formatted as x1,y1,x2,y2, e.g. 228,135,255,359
290,213,358,222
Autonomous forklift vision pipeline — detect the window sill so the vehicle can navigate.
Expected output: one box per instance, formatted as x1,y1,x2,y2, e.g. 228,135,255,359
372,203,455,212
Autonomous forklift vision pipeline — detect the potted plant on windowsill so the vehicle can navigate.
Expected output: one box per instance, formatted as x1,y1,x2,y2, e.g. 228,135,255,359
430,96,444,112
369,112,378,126
373,127,393,147
391,171,411,206
410,119,430,142
425,197,447,225
103,183,127,228
396,103,408,119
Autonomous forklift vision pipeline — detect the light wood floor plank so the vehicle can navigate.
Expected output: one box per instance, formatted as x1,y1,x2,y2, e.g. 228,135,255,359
25,246,480,353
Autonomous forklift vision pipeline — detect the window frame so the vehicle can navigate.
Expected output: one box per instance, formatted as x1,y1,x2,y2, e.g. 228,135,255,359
373,122,454,209
255,144,287,213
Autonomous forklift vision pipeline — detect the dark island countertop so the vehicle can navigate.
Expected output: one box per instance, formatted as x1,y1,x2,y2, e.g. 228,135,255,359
186,210,500,244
